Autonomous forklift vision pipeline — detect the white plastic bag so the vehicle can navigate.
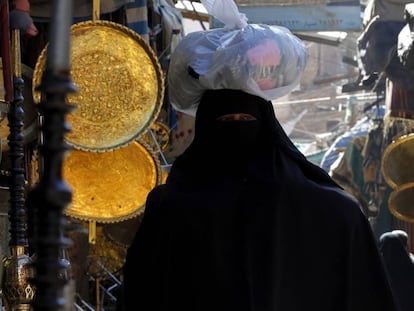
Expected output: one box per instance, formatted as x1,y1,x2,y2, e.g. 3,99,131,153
168,0,308,116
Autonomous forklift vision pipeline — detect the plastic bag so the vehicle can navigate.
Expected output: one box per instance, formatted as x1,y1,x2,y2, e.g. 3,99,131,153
168,0,308,116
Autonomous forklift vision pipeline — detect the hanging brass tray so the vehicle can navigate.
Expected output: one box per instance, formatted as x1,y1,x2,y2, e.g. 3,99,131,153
32,20,164,152
388,182,414,223
63,140,161,223
381,133,414,189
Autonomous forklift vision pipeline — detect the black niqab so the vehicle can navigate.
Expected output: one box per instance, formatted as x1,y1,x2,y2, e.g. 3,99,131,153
121,89,396,311
379,230,414,311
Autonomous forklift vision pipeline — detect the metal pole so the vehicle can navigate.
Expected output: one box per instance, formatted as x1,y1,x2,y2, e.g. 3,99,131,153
26,1,77,310
0,0,13,104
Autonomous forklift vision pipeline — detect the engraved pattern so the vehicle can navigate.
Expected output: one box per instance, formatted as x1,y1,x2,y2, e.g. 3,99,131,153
1,251,36,309
33,21,164,151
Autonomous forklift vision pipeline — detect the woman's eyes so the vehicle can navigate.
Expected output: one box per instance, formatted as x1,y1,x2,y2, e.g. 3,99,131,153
216,114,257,121
239,115,256,121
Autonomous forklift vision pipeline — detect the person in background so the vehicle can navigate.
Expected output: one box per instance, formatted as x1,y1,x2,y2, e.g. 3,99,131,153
119,89,397,311
10,0,38,37
379,230,414,311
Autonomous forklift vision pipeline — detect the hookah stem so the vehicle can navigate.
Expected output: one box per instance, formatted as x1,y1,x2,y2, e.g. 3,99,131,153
9,27,27,248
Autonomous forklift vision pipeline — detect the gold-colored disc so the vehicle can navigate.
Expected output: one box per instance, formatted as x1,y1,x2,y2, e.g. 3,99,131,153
381,133,414,189
33,20,164,151
63,140,161,223
389,182,414,223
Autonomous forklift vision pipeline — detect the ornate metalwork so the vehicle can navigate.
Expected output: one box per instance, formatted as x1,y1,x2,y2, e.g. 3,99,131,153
32,20,164,152
1,247,35,311
1,29,35,311
62,140,161,223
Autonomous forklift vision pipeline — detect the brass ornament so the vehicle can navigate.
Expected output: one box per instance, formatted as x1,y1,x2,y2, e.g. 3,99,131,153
62,140,161,223
388,182,414,223
32,20,164,151
381,133,414,189
1,246,36,311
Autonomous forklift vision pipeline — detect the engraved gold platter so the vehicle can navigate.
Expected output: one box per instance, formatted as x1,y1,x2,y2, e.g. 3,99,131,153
381,133,414,189
62,140,161,223
32,20,164,151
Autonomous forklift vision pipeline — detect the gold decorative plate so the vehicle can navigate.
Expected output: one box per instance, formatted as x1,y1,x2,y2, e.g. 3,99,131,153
33,20,164,151
381,133,414,189
63,140,161,223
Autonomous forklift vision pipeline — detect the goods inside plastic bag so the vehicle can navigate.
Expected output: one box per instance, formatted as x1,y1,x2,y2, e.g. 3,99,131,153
167,0,308,116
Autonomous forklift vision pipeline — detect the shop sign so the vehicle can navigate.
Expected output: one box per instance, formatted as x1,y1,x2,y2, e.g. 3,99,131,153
212,0,361,31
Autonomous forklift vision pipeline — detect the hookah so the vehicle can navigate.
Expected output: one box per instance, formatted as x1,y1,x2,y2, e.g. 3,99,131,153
1,17,35,311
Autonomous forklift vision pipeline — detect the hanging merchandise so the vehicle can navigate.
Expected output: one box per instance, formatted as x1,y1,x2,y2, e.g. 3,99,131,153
398,4,414,78
32,0,164,152
167,0,307,116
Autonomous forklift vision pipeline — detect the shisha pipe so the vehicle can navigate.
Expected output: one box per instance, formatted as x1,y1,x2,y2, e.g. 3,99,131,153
26,1,77,311
1,16,35,311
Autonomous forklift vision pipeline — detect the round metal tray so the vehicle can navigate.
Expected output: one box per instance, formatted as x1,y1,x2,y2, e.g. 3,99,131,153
381,133,414,189
63,140,161,223
33,20,164,152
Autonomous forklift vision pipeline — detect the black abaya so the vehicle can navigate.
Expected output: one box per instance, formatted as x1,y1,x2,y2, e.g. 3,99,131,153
121,89,396,311
379,230,414,311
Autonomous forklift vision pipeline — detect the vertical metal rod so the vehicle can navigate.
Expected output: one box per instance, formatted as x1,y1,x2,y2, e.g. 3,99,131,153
95,278,101,311
93,0,100,22
0,0,13,103
26,1,77,310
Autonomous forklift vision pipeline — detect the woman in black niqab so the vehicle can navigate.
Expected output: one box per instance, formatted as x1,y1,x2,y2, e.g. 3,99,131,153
120,89,396,311
379,230,414,311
